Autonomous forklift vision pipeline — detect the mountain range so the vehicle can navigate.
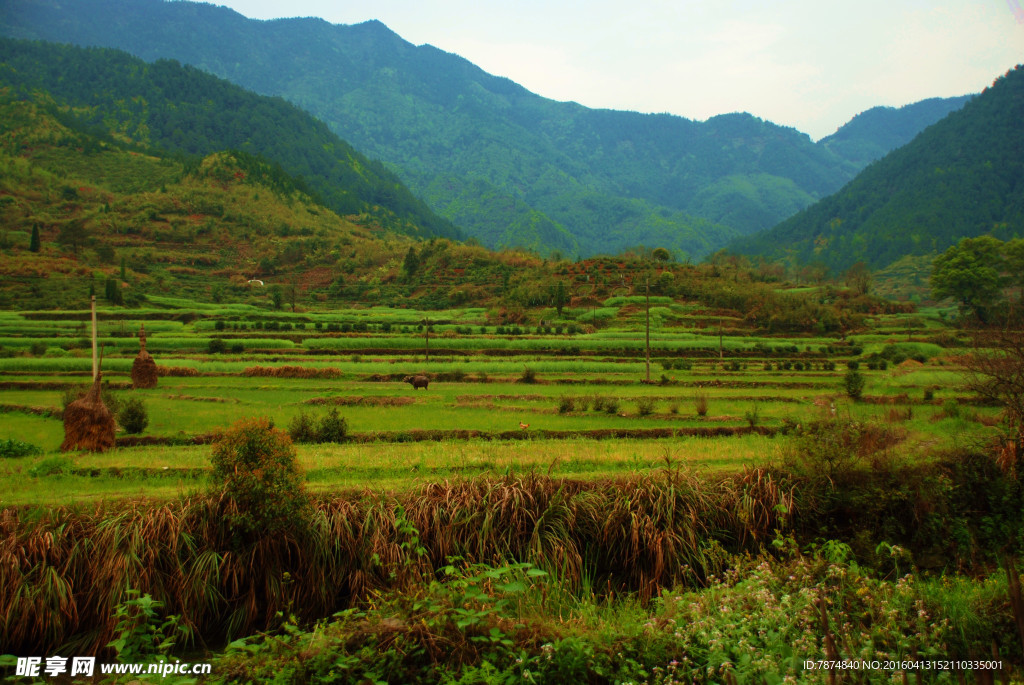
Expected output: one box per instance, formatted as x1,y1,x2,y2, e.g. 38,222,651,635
0,0,971,259
728,66,1024,274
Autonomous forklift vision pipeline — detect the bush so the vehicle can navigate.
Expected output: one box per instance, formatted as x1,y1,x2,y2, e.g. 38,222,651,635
118,396,148,434
208,338,227,354
694,391,709,417
635,396,656,416
0,438,43,459
557,395,576,414
288,410,317,443
844,369,865,400
28,456,74,477
289,408,348,444
603,397,620,414
210,417,309,536
317,408,348,443
518,367,538,384
744,404,760,427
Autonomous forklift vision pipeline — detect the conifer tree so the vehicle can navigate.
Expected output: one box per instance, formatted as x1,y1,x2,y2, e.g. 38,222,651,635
29,224,40,252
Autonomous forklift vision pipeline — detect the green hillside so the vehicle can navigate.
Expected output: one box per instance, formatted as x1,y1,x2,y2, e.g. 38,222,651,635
727,66,1024,274
0,37,461,241
0,0,855,258
819,95,972,168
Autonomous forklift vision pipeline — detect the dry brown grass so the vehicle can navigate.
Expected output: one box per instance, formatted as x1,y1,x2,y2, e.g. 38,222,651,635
243,366,342,379
0,469,799,656
305,396,415,407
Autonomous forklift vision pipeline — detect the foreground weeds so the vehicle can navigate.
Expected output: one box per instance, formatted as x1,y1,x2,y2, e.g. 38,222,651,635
208,552,1021,684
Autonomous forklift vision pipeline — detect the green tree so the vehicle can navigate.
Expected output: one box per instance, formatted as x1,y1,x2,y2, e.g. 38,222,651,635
209,417,309,537
402,246,420,278
931,236,1005,323
651,247,671,262
270,284,283,310
56,219,88,255
844,261,871,296
29,223,40,253
552,280,567,317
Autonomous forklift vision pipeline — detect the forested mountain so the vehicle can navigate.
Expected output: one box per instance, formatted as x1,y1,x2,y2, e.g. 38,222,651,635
0,37,461,241
727,66,1024,274
820,95,972,169
1,0,864,259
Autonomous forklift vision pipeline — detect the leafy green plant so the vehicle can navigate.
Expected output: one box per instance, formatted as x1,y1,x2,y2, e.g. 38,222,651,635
209,417,310,537
28,456,74,477
844,369,865,400
107,590,186,664
118,396,149,434
0,438,43,459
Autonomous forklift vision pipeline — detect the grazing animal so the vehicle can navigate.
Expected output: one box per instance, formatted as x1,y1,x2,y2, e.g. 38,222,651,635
403,375,430,390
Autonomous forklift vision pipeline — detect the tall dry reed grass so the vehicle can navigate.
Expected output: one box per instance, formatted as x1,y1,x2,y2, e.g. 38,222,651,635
0,469,793,656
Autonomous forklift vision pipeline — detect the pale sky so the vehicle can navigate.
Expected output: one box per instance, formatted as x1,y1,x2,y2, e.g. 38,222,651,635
209,0,1024,139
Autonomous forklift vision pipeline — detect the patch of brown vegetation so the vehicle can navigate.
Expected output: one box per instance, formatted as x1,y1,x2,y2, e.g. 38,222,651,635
304,396,414,407
156,366,200,377
243,366,343,379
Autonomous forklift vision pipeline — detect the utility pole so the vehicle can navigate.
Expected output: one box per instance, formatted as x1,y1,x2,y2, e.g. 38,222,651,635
91,295,98,381
423,317,430,364
718,317,724,363
645,274,651,383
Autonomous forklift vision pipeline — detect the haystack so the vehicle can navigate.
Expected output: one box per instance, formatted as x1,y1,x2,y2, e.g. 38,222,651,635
61,373,116,452
131,324,158,389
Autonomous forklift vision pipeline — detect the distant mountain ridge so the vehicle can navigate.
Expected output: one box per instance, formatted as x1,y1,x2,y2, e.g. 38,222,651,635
727,66,1024,274
819,95,973,168
0,0,849,258
0,0,980,259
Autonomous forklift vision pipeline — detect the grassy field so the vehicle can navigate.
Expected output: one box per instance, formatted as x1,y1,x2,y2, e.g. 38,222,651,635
0,301,996,508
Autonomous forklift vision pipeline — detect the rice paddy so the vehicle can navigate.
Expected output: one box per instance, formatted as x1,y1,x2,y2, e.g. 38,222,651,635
0,301,993,506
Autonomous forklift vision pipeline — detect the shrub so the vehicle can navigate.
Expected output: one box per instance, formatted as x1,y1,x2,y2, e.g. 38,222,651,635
694,391,709,417
209,417,309,536
28,456,74,477
635,396,656,416
941,399,962,419
518,366,538,384
317,408,348,443
0,438,43,459
923,388,935,402
208,338,227,354
603,397,620,414
844,369,865,400
289,408,348,443
744,404,760,427
288,410,317,443
118,397,148,434
557,395,576,414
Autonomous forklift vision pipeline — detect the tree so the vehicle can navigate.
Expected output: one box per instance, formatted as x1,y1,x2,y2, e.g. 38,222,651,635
844,261,871,296
963,327,1024,469
651,247,671,263
56,219,89,255
552,281,567,317
931,236,1005,323
402,246,420,278
29,224,40,253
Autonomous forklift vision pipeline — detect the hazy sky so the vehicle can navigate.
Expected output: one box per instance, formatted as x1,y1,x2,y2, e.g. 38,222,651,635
210,0,1023,139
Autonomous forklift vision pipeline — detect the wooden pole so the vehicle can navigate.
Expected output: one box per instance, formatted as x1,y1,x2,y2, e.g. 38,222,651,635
645,274,651,383
91,295,98,381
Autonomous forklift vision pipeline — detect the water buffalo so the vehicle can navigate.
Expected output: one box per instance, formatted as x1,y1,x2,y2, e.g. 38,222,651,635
403,375,430,390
